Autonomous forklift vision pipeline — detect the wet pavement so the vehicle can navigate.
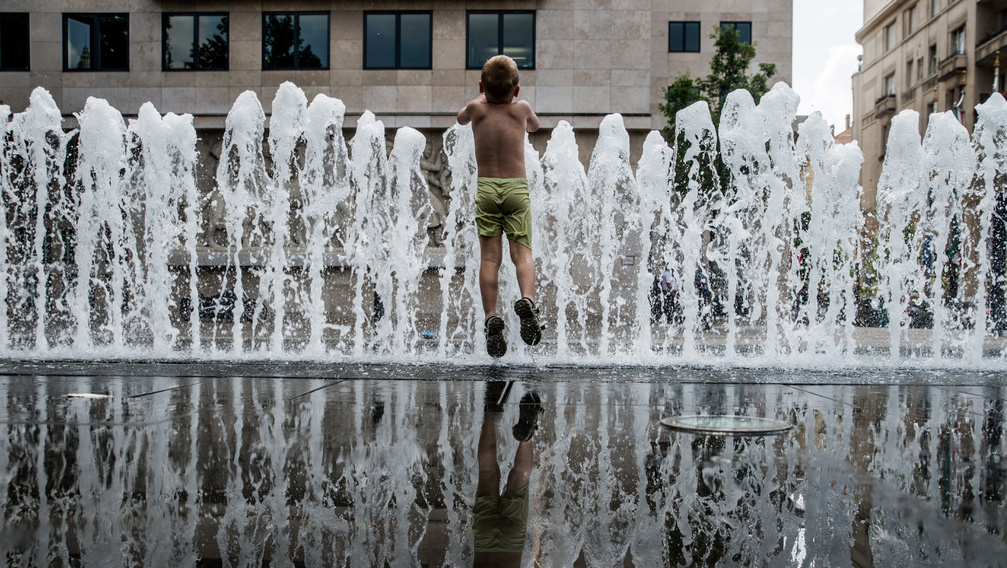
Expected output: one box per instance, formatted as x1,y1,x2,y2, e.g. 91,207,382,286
0,362,1005,567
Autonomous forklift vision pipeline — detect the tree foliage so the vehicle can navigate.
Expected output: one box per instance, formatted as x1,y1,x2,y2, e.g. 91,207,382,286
659,26,777,140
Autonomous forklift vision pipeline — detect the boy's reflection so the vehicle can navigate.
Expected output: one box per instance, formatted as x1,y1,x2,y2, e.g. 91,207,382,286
473,381,543,567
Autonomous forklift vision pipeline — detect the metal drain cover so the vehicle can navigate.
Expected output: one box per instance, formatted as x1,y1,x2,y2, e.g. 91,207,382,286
660,415,793,436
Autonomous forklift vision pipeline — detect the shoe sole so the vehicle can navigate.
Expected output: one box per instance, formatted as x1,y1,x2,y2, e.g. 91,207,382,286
486,317,507,358
514,298,542,346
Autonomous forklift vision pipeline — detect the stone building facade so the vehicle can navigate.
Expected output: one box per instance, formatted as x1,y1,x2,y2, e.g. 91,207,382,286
853,0,1007,211
1,0,792,166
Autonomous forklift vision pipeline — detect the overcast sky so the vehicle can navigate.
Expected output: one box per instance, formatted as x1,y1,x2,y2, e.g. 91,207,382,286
791,0,864,131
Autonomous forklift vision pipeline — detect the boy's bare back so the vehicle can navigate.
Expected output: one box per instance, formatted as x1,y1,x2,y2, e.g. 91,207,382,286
457,95,539,179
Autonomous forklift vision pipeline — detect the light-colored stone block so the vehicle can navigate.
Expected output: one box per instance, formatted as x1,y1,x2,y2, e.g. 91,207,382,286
330,69,363,87
332,11,362,41
612,68,648,87
230,41,261,72
362,85,397,112
611,40,650,70
63,72,97,89
293,70,331,87
536,85,573,113
363,70,397,86
537,68,573,87
573,40,612,70
330,85,362,113
190,87,229,114
229,12,261,43
129,87,162,111
610,86,649,113
131,42,161,73
0,88,33,112
574,10,611,38
397,70,432,87
537,10,576,41
433,10,465,40
230,70,263,88
432,69,466,87
396,86,431,113
331,40,362,70
538,39,574,70
130,12,159,43
573,84,610,113
431,85,466,113
432,39,465,69
612,10,650,39
160,87,196,114
573,69,611,87
30,42,63,73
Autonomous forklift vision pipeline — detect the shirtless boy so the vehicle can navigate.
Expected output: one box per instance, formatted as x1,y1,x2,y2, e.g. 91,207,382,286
456,55,542,358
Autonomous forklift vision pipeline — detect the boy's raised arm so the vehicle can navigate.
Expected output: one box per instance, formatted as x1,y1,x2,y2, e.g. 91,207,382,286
521,100,540,133
456,95,485,125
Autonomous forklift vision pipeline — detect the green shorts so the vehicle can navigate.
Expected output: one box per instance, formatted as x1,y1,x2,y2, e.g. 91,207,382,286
475,178,532,250
472,483,530,553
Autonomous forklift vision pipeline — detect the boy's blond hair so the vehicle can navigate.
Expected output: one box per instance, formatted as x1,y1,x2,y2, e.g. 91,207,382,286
481,55,520,101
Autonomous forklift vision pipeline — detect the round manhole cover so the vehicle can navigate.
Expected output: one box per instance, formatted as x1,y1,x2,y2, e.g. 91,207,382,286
660,415,793,436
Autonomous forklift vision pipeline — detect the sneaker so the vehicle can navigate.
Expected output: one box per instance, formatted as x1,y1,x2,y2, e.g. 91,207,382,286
513,297,543,346
512,391,544,442
485,315,507,358
484,380,513,413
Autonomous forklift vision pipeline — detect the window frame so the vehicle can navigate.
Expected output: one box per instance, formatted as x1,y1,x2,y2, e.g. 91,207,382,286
883,22,896,52
950,25,966,56
906,59,914,89
162,12,229,72
363,10,432,70
0,12,31,71
62,13,130,72
261,11,330,71
668,21,701,53
928,44,938,75
719,21,752,45
884,72,896,96
904,4,918,36
465,10,536,70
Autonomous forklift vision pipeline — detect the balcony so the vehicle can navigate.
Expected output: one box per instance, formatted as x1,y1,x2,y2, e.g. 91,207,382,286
874,94,897,119
976,27,1007,67
937,52,968,82
902,86,916,103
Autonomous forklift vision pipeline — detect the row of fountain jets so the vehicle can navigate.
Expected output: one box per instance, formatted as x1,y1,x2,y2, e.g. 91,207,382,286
1,81,1005,364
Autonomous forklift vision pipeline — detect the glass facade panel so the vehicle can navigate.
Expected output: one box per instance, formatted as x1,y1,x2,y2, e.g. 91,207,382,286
98,15,129,70
684,22,700,52
721,21,752,45
66,16,92,70
298,14,328,68
164,15,196,69
502,13,534,69
365,14,396,68
399,13,430,69
669,21,700,52
467,13,498,69
0,13,30,71
263,14,296,68
198,15,228,69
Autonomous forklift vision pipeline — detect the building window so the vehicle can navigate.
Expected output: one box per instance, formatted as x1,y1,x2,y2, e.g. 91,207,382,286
906,60,914,89
884,72,895,96
364,12,431,69
884,22,896,51
904,5,918,36
930,0,940,18
263,12,329,70
668,21,700,52
63,13,129,71
928,44,937,75
950,26,965,56
0,13,30,71
720,21,752,45
163,13,228,71
917,57,924,80
466,11,535,69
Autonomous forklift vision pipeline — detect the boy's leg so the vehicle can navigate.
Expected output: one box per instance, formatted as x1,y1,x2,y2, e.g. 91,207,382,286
509,241,535,303
480,235,504,318
506,440,533,493
477,411,501,497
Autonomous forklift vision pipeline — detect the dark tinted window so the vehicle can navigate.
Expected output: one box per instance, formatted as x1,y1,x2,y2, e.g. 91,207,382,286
720,21,752,45
64,13,129,71
163,13,228,70
263,12,329,69
364,12,431,69
669,21,700,52
466,11,534,69
0,13,30,71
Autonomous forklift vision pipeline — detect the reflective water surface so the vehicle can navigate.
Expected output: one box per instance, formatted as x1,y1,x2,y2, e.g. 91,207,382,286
0,365,1005,567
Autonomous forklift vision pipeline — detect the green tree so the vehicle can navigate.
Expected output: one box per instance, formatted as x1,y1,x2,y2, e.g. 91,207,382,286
660,26,777,139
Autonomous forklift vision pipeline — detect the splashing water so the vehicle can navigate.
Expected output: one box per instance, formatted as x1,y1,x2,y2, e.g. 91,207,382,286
0,83,1006,367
